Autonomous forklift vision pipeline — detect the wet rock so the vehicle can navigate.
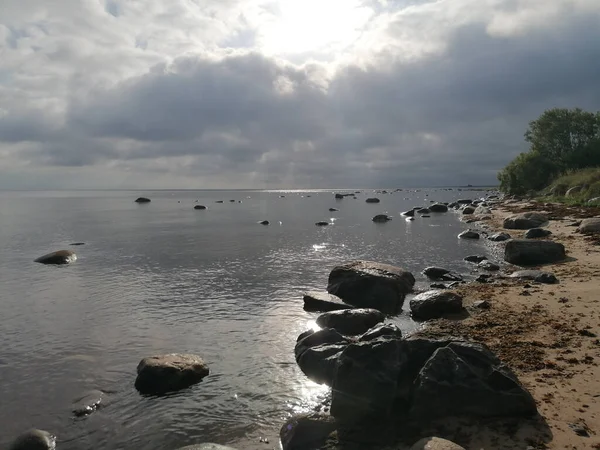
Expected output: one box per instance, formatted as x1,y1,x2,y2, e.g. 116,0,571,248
488,232,511,242
315,221,330,226
422,267,462,281
134,197,151,203
194,205,207,210
416,208,430,214
303,291,352,312
475,274,492,283
429,204,448,213
464,255,487,263
509,270,558,284
69,242,85,246
524,228,552,239
72,389,104,417
503,212,548,230
458,230,479,239
316,308,385,336
335,193,344,199
462,206,475,215
135,354,209,395
327,261,415,314
259,220,269,225
421,215,431,218
280,412,337,450
215,200,224,203
295,329,350,385
410,437,466,450
457,199,472,205
35,250,77,265
410,291,463,321
359,323,403,341
429,283,447,289
9,430,56,450
329,208,339,212
177,445,238,450
365,198,380,203
504,240,566,265
372,214,392,223
402,209,415,217
478,261,500,271
579,218,600,234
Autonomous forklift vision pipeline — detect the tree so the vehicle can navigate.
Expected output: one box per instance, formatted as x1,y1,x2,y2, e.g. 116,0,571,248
498,151,558,195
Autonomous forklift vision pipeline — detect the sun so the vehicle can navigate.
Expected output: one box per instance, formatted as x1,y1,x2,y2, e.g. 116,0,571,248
258,0,373,55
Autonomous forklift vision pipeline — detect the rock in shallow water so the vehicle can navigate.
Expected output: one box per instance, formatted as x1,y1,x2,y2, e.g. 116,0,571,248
315,221,330,226
72,389,104,417
35,250,77,265
295,329,350,384
464,255,487,263
280,412,337,450
303,291,352,312
316,308,385,335
365,197,380,203
327,261,415,314
135,354,209,395
429,204,448,213
9,430,56,450
194,205,207,210
457,230,479,239
372,214,392,223
134,197,151,203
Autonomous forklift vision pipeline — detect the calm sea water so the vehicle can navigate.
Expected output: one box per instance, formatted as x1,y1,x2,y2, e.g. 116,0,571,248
0,189,492,449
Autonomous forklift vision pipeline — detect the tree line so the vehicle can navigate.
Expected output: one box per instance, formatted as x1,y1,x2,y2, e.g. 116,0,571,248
498,108,600,195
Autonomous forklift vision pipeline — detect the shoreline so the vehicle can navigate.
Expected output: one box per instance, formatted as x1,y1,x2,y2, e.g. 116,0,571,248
420,198,600,449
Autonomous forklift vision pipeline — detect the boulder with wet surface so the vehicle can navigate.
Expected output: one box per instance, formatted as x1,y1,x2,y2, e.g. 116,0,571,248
135,353,209,395
35,250,77,265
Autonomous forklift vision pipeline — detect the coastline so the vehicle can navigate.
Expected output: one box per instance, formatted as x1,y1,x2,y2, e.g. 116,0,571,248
420,198,600,449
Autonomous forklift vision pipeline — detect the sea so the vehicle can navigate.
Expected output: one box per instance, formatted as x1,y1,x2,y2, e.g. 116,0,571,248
0,188,494,450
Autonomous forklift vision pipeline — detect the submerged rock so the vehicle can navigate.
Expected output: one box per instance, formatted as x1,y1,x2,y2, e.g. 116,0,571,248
280,412,337,450
316,308,385,335
134,197,151,203
9,430,56,450
365,198,380,203
327,261,415,314
315,221,330,226
35,250,77,265
259,220,269,225
72,389,104,417
135,354,209,395
402,209,415,217
303,291,352,312
194,205,207,210
524,228,552,239
372,214,392,223
410,291,464,320
69,242,85,246
504,239,566,265
503,212,548,230
329,208,339,212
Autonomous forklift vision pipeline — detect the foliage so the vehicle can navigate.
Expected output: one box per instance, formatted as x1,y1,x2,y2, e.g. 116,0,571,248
543,167,600,204
498,108,600,195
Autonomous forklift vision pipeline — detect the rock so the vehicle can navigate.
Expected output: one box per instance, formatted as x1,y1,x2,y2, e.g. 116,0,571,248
177,445,237,450
407,217,415,221
134,197,151,203
303,291,352,312
410,437,466,450
329,208,339,212
579,218,600,234
416,208,430,214
587,197,600,205
475,274,492,283
478,261,500,271
474,206,492,215
457,199,472,204
457,230,479,239
69,242,85,246
524,228,552,239
565,186,582,197
72,389,104,417
402,209,415,217
503,212,548,230
135,354,209,395
464,255,487,263
473,300,491,309
509,270,558,284
429,204,448,213
365,198,380,203
35,250,77,265
327,261,415,314
316,309,385,335
372,214,392,223
9,430,56,450
504,240,566,265
335,193,344,199
421,215,431,218
315,221,330,226
430,283,447,289
422,267,461,281
215,200,224,203
462,206,475,215
280,412,337,450
259,220,269,225
410,342,537,419
331,337,403,422
410,291,463,320
488,232,511,242
295,329,350,384
359,323,402,341
194,205,207,210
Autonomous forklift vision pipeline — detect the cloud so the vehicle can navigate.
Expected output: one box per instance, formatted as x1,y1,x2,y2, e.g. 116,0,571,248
0,0,599,188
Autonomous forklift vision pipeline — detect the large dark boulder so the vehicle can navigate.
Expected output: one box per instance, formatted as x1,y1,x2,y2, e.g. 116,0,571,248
509,270,558,284
331,337,403,422
488,232,511,242
327,261,415,314
429,204,448,213
578,218,600,234
35,250,77,265
410,345,537,419
135,197,151,203
303,291,352,312
72,389,104,417
503,212,548,230
295,329,350,385
9,430,56,450
135,354,209,395
504,239,566,265
359,323,403,341
194,205,207,210
316,309,385,335
524,228,552,239
409,291,463,320
462,206,475,215
280,413,337,450
365,198,380,203
335,193,344,199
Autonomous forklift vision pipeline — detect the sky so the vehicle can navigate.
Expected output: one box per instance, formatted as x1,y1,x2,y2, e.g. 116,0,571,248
1,0,599,189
